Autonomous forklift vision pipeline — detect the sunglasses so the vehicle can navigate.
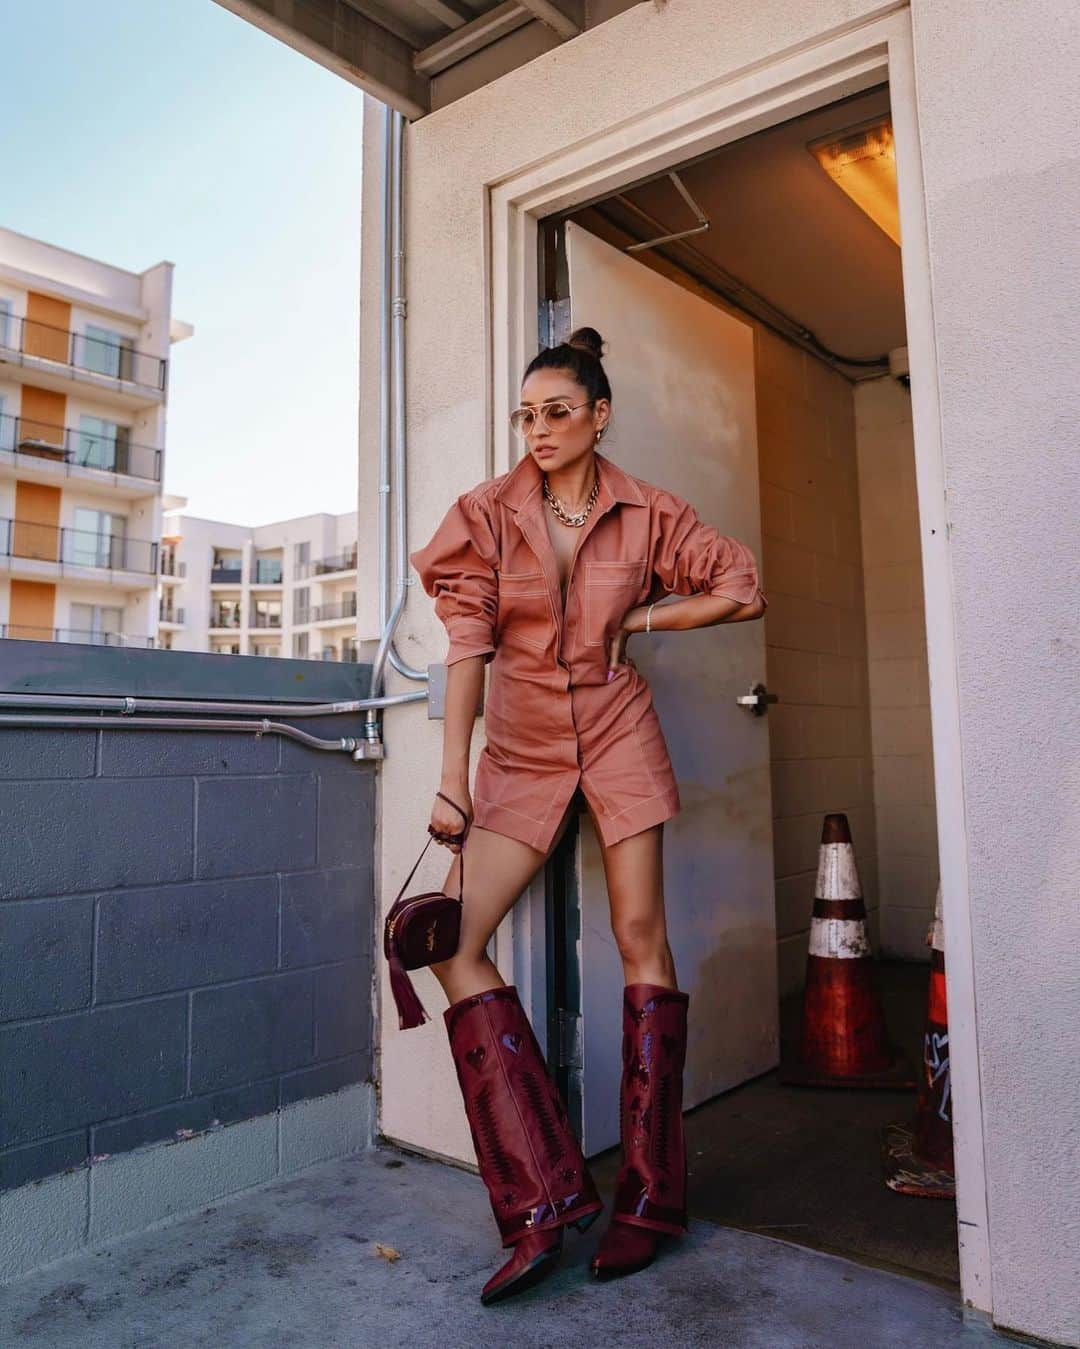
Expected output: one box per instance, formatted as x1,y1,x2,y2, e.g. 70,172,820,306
509,398,595,437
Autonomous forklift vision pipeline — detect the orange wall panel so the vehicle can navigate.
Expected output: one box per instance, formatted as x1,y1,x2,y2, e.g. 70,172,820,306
18,385,67,445
24,292,71,363
8,578,56,639
13,481,61,561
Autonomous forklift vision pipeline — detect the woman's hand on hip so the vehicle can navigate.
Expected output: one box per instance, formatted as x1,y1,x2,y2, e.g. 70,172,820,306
606,623,638,681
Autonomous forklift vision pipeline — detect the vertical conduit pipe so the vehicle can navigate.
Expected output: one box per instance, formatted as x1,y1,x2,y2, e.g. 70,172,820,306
366,105,428,746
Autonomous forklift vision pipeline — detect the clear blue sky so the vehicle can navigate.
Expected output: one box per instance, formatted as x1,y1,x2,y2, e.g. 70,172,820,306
7,0,365,527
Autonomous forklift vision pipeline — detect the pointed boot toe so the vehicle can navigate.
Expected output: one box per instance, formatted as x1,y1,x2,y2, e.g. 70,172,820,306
590,1218,661,1280
481,1228,563,1305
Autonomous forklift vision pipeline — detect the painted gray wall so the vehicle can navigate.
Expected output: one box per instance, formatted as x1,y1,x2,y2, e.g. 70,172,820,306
0,644,376,1195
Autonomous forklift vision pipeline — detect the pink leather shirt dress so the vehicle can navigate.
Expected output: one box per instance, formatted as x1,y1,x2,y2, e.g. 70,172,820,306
408,450,767,854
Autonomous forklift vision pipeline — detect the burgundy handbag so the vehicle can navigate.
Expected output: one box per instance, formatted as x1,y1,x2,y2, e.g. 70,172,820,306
383,790,468,1029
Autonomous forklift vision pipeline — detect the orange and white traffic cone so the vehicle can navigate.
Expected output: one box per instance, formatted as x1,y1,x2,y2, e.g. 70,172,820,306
882,883,956,1197
781,813,915,1088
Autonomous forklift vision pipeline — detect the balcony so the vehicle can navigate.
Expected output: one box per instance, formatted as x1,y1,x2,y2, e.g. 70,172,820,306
250,612,282,629
158,604,185,625
160,556,186,578
0,312,167,400
252,560,283,585
297,546,357,579
0,622,153,647
209,609,242,629
311,597,357,624
0,517,158,577
210,565,243,584
0,411,162,485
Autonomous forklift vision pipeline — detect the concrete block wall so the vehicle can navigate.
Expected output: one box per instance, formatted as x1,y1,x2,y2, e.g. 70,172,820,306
854,377,938,960
0,644,378,1281
755,329,878,997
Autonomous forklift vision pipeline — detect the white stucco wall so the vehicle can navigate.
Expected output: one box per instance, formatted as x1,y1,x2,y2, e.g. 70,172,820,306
907,4,1080,1342
359,2,1080,1340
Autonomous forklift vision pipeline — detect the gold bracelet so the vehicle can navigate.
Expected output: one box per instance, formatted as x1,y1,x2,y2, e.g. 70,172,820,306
645,602,656,634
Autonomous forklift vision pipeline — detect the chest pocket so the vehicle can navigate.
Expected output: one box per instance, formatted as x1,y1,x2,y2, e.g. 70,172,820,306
496,569,552,651
583,559,648,647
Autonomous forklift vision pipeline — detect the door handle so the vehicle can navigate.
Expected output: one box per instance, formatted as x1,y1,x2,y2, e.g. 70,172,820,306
735,682,779,716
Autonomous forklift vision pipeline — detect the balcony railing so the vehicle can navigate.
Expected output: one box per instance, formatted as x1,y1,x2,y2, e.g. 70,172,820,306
297,547,358,579
160,556,186,577
210,610,242,629
0,518,158,575
210,565,243,584
0,622,153,647
252,561,283,584
0,313,167,392
311,597,358,623
250,613,282,629
158,604,185,624
0,412,163,483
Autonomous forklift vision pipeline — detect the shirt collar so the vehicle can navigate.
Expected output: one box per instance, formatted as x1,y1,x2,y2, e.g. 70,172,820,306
493,448,645,513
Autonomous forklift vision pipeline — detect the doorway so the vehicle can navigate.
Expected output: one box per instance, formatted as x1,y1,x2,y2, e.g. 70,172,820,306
512,65,965,1292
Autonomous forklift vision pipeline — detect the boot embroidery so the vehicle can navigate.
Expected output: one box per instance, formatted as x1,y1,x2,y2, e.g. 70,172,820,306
473,1082,517,1186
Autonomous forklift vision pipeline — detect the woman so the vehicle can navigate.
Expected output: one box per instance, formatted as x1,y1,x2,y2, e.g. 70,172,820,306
407,326,767,1305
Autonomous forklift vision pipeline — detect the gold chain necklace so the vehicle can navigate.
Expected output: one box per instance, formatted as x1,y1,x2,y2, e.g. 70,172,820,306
543,467,600,527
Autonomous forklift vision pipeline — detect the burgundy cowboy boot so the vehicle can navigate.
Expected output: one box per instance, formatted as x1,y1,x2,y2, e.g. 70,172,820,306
444,984,604,1305
590,982,690,1280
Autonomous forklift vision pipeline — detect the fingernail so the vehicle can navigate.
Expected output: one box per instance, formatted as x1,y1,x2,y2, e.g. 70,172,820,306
606,669,614,681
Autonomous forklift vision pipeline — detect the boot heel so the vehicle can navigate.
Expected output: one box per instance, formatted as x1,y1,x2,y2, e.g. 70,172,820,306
574,1208,601,1233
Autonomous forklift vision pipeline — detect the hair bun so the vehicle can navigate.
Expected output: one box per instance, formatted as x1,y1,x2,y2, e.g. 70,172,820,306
566,326,604,360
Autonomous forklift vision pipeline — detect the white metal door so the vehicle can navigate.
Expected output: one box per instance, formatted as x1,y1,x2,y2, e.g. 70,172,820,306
564,221,779,1154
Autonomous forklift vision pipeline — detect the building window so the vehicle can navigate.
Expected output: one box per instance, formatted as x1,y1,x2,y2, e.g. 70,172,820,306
80,323,135,380
68,602,123,645
294,540,310,577
0,393,12,452
0,298,12,348
71,506,126,569
77,415,130,472
294,630,309,658
253,554,283,584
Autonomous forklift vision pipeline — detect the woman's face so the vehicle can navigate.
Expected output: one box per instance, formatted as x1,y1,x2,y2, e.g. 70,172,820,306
518,367,609,471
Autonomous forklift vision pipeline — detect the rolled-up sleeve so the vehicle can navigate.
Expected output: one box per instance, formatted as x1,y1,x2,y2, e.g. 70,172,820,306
651,491,768,609
408,491,499,665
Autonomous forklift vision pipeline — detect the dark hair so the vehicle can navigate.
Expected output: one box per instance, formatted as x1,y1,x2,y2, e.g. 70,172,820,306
523,326,612,407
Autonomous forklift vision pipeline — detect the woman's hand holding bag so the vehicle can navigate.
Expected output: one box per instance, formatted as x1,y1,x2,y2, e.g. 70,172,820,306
382,790,469,1030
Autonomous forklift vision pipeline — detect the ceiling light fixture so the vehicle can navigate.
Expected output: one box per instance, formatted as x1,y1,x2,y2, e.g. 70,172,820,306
807,115,900,245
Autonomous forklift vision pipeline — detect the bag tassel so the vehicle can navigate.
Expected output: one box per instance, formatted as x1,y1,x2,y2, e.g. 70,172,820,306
388,951,430,1030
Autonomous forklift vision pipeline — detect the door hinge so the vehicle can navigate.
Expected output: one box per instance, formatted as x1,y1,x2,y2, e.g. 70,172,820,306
555,1007,582,1070
539,297,572,349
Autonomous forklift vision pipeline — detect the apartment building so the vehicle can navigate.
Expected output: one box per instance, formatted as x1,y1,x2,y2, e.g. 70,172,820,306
0,227,191,650
159,500,359,661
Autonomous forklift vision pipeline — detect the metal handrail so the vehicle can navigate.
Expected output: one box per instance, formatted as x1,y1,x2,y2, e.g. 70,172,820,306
0,411,162,483
0,312,167,391
0,623,153,647
298,549,358,578
0,517,158,575
311,598,358,622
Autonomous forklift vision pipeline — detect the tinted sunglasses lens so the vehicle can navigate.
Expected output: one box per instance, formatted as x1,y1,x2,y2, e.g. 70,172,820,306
510,408,534,434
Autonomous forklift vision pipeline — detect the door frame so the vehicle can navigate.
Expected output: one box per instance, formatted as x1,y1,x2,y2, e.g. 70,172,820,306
484,7,992,1316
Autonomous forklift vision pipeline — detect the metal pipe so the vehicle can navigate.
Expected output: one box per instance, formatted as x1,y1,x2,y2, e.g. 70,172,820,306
0,690,427,717
0,713,371,754
366,104,429,749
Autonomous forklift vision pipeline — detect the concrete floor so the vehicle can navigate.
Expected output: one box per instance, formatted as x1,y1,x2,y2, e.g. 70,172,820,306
591,959,959,1289
0,1142,1016,1348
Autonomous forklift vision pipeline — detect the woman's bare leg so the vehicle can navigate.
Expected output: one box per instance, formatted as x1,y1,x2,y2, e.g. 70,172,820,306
592,815,678,989
429,796,577,1004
